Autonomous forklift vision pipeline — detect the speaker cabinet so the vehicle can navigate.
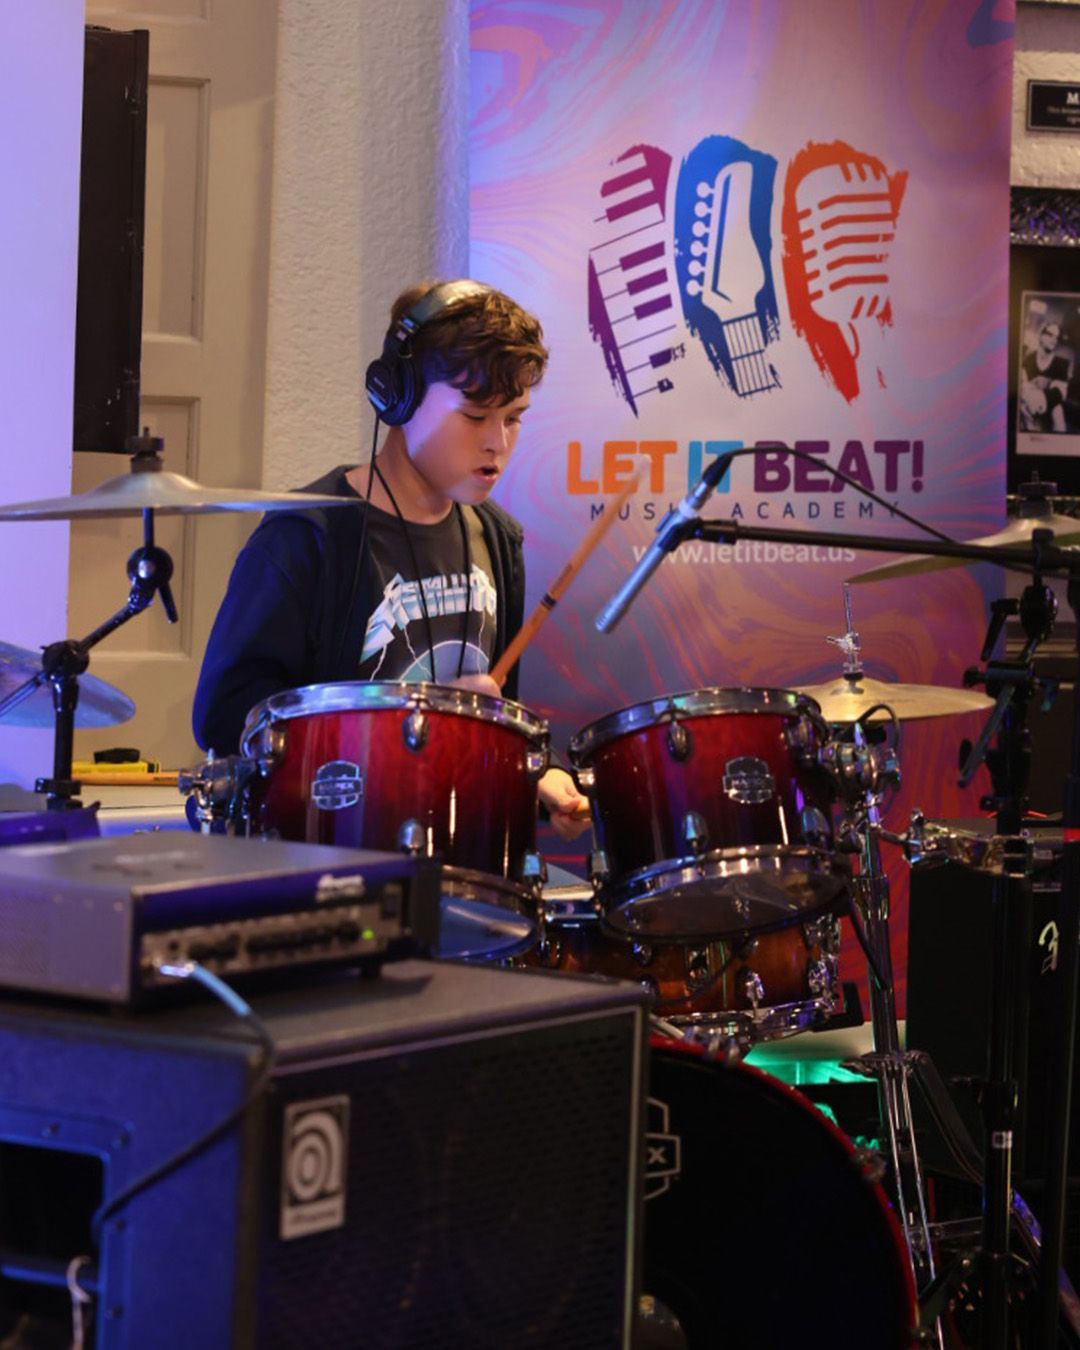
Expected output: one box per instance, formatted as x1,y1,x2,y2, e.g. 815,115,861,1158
0,961,647,1348
906,824,1068,1183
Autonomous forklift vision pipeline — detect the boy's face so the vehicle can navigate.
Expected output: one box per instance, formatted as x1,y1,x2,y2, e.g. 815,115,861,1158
403,380,530,505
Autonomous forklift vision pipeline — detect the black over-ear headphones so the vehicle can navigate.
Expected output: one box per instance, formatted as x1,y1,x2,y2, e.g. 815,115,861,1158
364,279,490,426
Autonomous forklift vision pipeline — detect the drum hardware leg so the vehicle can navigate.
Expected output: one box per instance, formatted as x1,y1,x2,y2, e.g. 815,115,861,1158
649,1014,691,1044
520,850,547,889
631,941,654,967
684,948,713,992
907,1044,1080,1345
738,966,765,1010
843,798,944,1325
587,848,611,890
863,840,1043,1343
534,918,559,967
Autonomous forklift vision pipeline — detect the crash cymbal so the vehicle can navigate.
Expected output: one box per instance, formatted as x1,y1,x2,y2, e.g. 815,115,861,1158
0,641,135,728
0,469,358,520
847,513,1080,584
798,673,993,723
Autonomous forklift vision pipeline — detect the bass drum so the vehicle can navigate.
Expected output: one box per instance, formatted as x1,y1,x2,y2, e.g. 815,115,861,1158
644,1039,916,1349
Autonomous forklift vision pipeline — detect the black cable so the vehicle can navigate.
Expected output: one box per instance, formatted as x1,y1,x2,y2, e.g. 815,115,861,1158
89,964,277,1248
335,414,382,673
371,460,471,683
713,443,958,544
454,505,472,679
856,701,903,764
844,890,890,992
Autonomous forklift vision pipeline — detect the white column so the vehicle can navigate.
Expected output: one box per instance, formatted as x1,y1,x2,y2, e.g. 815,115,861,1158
0,4,83,797
262,0,470,491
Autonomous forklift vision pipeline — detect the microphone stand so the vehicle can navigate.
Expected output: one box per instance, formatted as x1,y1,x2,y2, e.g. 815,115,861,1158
0,507,177,809
609,513,1080,1344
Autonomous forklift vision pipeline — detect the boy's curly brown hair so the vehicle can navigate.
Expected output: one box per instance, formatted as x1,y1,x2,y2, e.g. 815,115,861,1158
389,280,548,406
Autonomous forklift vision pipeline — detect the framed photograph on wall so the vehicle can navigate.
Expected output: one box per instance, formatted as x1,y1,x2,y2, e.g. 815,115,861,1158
1007,188,1080,491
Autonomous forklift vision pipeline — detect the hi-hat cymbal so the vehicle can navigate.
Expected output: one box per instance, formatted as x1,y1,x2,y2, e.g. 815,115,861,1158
0,469,358,520
798,674,993,723
847,513,1080,584
0,641,135,728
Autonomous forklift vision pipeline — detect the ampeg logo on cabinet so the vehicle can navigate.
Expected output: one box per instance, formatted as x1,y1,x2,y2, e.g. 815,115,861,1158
280,1095,350,1239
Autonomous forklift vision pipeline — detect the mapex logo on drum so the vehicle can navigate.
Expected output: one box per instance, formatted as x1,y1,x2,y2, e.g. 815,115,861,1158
644,1096,682,1200
722,756,775,805
311,760,363,810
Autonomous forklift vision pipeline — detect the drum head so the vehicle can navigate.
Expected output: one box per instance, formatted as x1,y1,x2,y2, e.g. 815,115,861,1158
436,899,535,959
645,1043,915,1348
569,686,817,762
604,847,848,939
241,679,548,753
432,869,539,959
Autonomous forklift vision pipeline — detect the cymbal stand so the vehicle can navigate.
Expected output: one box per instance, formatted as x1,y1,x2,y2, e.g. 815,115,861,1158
823,592,941,1328
895,571,1056,1348
958,565,1080,1350
0,506,177,809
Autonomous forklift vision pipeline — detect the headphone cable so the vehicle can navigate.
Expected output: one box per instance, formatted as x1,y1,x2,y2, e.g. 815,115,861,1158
371,459,472,682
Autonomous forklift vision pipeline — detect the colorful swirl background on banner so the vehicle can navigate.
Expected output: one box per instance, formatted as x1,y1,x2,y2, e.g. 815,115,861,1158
470,0,1016,1011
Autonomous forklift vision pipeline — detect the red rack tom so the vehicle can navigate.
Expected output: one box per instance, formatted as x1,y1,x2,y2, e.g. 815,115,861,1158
241,681,549,957
570,687,847,939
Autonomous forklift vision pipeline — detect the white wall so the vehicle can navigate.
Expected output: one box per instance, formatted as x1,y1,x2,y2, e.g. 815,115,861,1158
262,0,470,491
1013,3,1080,184
0,5,84,796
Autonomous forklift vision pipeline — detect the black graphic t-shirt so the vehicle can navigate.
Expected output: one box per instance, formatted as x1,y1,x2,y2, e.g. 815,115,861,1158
355,503,497,682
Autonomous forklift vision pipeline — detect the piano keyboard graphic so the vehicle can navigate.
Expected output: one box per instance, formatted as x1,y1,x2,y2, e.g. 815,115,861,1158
588,146,684,417
685,160,779,398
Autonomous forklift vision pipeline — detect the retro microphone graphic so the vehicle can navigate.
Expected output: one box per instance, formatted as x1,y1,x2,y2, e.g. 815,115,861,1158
595,451,735,633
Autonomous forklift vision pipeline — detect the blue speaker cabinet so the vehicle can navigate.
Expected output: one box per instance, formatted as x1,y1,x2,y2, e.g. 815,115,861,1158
0,961,648,1348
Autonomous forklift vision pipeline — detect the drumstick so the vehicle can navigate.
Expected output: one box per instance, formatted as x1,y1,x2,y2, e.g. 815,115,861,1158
490,472,641,689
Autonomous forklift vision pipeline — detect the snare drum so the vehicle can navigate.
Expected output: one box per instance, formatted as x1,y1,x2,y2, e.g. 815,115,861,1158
644,1039,916,1348
570,687,848,939
240,682,549,957
525,885,842,1039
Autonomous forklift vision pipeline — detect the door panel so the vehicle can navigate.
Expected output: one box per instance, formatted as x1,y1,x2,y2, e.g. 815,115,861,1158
72,0,276,772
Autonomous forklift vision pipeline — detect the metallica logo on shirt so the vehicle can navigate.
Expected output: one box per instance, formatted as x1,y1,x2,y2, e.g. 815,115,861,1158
355,504,498,682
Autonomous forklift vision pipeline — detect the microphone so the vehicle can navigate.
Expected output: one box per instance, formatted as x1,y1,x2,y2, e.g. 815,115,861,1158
595,452,735,633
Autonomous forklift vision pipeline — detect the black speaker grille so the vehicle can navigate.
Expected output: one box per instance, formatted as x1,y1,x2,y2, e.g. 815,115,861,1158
257,1015,638,1349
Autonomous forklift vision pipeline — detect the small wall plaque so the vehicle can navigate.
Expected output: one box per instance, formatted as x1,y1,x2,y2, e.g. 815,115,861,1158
1028,79,1080,132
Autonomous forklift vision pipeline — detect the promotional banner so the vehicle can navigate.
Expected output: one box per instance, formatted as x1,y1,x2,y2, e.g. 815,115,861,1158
470,0,1015,1008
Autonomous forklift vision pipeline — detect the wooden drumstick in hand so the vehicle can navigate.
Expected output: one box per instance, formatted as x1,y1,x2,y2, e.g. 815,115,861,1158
490,473,641,689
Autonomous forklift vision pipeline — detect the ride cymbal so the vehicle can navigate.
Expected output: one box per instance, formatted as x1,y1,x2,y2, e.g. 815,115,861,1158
0,641,135,728
797,674,993,723
0,469,358,520
847,513,1080,584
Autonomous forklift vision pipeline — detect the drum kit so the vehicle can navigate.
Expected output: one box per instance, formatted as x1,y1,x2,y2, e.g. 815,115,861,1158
5,443,1080,1348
